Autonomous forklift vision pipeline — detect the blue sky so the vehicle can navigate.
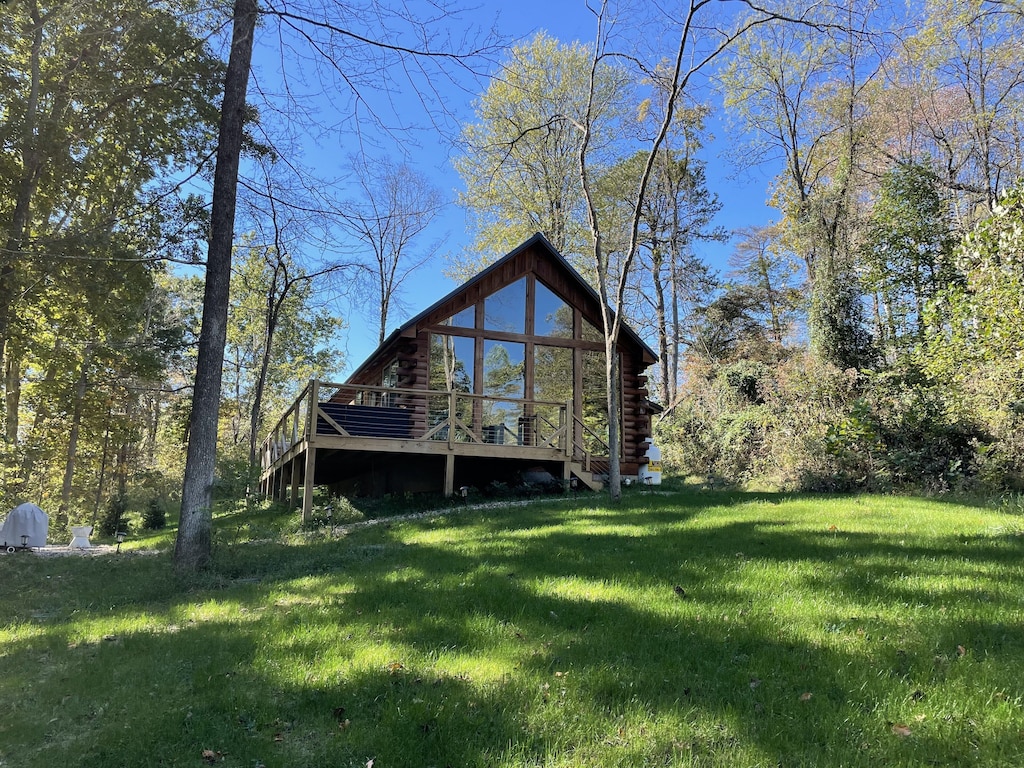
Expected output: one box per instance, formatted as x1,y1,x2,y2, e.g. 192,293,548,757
247,1,779,376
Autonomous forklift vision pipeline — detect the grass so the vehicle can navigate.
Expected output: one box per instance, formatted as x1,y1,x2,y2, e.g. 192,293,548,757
1,487,1023,767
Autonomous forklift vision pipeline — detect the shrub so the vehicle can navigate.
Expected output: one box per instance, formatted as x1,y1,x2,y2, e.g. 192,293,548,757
141,497,167,530
98,495,130,537
822,367,988,493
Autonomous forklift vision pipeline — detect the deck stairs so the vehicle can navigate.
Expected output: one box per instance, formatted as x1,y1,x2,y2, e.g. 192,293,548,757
569,459,606,492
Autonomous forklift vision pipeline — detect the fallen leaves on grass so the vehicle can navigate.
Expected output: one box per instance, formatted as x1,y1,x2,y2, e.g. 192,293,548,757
799,692,813,701
201,749,224,764
891,723,912,737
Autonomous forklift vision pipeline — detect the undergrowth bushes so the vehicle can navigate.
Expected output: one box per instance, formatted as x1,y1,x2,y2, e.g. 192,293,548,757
658,352,1016,493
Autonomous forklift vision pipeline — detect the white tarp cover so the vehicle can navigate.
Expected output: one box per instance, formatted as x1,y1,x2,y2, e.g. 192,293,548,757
1,503,49,548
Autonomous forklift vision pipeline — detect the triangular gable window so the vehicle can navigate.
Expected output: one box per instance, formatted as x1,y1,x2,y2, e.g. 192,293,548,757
582,315,603,342
483,277,526,334
440,306,475,329
535,281,572,338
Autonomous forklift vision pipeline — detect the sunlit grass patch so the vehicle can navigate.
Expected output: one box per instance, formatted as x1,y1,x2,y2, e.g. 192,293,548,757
1,490,1022,766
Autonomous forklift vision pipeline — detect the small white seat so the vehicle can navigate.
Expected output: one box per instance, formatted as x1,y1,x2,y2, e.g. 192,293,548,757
69,525,93,549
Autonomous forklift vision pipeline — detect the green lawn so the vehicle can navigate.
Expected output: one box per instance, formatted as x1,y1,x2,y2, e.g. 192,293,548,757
1,488,1023,767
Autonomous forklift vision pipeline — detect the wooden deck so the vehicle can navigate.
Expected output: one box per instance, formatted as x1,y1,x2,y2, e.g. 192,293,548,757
260,380,609,521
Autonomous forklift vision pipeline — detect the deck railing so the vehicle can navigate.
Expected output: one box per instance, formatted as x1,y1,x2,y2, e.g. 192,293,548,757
571,413,611,474
260,380,612,473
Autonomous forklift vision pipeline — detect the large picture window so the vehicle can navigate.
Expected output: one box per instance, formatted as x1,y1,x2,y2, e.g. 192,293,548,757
425,274,619,454
535,282,573,338
428,334,475,440
429,335,474,392
484,278,526,333
581,350,609,454
534,344,573,438
483,340,524,398
482,340,525,444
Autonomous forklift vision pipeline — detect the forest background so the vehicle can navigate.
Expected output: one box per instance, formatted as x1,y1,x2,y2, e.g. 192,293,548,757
2,0,1024,539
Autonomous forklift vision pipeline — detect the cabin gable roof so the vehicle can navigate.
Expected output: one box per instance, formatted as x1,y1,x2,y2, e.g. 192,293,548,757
346,233,656,382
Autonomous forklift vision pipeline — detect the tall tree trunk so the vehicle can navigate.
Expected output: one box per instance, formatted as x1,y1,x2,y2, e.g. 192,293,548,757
759,259,782,344
174,0,258,573
57,359,90,528
91,406,113,528
0,1,44,435
670,259,681,406
4,347,21,444
605,330,622,500
17,348,61,495
652,248,671,405
248,289,281,471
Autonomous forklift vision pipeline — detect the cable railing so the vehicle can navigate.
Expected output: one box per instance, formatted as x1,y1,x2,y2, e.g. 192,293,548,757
260,380,585,472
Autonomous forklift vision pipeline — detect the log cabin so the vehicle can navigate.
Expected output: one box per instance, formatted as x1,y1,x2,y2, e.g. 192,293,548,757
259,233,659,521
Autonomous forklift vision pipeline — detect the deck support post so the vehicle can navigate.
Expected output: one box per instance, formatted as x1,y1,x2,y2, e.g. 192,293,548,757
298,379,321,524
302,443,316,524
289,455,300,508
444,452,455,497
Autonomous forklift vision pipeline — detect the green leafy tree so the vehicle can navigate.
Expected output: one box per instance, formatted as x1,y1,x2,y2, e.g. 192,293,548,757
223,241,344,466
452,32,632,276
895,0,1024,217
923,184,1024,486
574,1,829,498
721,4,882,370
861,161,957,355
0,0,222,440
727,223,804,349
598,146,724,406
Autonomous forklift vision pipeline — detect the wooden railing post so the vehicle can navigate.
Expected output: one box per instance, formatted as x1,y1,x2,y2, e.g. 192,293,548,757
448,390,456,450
564,399,573,457
307,380,320,441
301,379,321,524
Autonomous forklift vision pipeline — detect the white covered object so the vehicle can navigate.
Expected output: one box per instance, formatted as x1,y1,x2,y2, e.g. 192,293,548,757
70,525,93,549
637,438,663,486
1,503,49,548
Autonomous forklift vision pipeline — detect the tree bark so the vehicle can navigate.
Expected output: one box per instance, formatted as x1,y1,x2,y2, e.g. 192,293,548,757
4,347,22,445
0,1,44,437
57,359,90,529
91,407,113,529
174,0,258,573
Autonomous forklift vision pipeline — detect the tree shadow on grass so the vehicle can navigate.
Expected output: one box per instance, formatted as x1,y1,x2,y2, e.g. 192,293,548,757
2,491,1023,767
